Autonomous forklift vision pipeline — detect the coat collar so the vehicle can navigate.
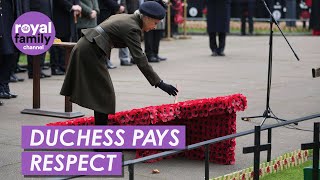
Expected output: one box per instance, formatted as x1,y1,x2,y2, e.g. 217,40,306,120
132,13,143,30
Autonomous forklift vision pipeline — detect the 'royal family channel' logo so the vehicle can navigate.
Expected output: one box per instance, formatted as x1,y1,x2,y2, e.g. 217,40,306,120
11,12,55,55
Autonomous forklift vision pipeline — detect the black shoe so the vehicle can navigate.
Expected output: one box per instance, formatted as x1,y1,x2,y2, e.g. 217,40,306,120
148,56,160,63
15,65,27,73
0,101,3,106
0,91,11,99
211,51,218,56
156,55,167,61
7,92,17,98
120,61,133,66
106,60,117,69
42,66,50,70
51,68,65,75
10,73,24,82
217,52,225,56
3,83,17,98
10,75,19,83
41,71,51,78
0,84,11,99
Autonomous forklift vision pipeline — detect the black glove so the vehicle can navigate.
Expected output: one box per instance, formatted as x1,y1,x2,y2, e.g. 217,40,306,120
156,80,178,96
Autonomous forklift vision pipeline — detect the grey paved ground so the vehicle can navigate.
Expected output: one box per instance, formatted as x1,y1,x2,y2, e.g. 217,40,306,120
0,35,319,180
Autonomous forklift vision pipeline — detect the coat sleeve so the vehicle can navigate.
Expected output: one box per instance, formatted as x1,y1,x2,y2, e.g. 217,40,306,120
80,1,93,17
124,29,161,86
93,0,100,14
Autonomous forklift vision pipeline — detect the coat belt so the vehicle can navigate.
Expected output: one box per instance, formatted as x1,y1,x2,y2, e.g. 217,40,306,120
95,26,109,41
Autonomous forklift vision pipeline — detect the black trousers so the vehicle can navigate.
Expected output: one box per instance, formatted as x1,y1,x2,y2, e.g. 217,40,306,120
239,2,254,35
50,36,70,71
144,30,162,58
0,54,15,84
209,32,226,54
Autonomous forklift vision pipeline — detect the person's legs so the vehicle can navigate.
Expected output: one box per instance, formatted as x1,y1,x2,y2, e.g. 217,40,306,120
94,111,107,152
94,111,109,125
209,32,218,56
154,30,166,61
248,2,255,35
10,52,24,82
0,54,10,99
15,52,27,73
240,3,246,35
93,111,122,152
217,32,226,56
144,31,153,57
0,54,16,99
57,36,71,72
50,47,58,73
119,48,132,66
28,53,51,78
144,31,159,62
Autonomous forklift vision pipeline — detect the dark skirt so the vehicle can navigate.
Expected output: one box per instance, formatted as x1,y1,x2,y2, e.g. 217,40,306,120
60,37,115,114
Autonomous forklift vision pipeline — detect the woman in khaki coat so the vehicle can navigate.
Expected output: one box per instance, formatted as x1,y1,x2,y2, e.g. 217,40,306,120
61,1,178,125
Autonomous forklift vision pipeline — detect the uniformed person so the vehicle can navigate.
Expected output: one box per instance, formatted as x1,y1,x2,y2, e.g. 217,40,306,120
204,0,231,56
60,1,178,125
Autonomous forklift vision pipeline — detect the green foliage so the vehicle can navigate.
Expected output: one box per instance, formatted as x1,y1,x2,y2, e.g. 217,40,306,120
18,53,50,65
260,160,312,180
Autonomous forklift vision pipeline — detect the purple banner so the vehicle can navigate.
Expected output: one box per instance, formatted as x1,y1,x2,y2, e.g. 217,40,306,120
22,152,122,175
22,126,185,149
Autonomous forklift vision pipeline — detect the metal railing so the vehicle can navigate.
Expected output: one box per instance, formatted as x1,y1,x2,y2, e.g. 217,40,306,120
57,113,320,180
187,17,309,23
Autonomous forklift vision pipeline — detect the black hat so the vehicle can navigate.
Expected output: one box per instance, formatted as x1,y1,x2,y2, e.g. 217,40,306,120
139,1,166,20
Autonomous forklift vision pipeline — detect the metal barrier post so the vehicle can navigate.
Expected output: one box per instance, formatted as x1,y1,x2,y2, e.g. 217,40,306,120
205,145,210,180
302,122,320,180
267,128,272,162
129,164,134,180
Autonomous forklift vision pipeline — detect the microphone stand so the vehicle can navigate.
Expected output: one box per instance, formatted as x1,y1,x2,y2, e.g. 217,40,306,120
241,0,300,126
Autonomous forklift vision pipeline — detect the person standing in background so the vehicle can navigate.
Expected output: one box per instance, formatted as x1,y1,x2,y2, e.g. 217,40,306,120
310,0,320,35
204,0,231,56
24,0,53,78
124,0,140,14
77,0,100,39
238,0,255,36
50,0,82,75
0,0,23,104
97,0,128,69
144,0,167,63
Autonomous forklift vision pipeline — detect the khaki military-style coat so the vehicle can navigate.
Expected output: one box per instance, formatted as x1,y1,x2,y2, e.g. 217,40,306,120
60,13,161,114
